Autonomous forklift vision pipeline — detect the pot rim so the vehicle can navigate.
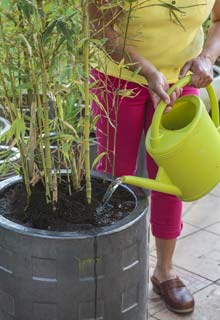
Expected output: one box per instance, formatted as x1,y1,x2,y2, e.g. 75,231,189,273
0,145,20,164
0,171,148,239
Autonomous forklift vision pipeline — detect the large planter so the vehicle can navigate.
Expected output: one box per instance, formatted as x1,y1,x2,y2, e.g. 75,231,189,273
0,173,148,320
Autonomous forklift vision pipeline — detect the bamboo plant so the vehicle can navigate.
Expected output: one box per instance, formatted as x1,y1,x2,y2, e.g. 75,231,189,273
0,0,197,211
0,0,94,208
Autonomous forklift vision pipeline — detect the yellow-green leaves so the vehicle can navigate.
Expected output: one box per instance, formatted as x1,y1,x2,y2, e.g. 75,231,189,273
9,118,26,142
1,0,9,11
92,152,107,169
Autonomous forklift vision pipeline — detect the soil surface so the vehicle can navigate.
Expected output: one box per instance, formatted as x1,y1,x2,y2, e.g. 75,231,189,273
0,177,135,231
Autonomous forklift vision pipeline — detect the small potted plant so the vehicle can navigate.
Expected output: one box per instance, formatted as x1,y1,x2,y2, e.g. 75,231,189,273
0,1,148,319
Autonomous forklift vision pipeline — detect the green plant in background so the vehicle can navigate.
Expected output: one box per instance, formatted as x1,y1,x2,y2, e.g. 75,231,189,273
203,15,211,40
0,0,94,207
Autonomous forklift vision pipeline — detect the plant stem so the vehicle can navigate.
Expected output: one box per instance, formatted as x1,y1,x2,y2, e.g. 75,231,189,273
82,0,91,203
40,48,53,202
112,3,132,176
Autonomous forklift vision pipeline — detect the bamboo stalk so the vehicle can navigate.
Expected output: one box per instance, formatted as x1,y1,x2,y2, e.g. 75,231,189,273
82,0,91,203
39,44,53,202
112,2,132,176
69,151,80,191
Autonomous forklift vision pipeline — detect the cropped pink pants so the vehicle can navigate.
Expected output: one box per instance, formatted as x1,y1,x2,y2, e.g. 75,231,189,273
91,69,198,239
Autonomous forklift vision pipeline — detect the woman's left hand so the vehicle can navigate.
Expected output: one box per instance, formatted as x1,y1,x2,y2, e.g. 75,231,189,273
179,55,213,88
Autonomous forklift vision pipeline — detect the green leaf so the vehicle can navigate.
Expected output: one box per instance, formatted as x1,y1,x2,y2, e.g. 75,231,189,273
1,0,9,11
19,34,32,56
9,118,26,142
62,142,70,160
56,95,64,121
56,21,73,47
118,58,125,70
42,20,57,44
131,66,142,78
92,152,107,169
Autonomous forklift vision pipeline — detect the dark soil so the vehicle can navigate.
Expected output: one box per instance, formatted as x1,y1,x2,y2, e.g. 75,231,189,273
0,177,135,231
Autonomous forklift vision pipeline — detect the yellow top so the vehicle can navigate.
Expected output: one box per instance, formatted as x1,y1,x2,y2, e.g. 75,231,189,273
95,0,215,84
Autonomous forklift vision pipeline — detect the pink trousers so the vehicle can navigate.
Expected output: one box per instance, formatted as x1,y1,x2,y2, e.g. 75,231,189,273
91,69,199,239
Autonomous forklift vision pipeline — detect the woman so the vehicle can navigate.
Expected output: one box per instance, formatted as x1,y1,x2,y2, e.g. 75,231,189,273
89,0,220,314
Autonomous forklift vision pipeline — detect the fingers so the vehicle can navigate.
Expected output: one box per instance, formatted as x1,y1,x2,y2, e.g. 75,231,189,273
191,71,213,88
148,71,183,109
179,61,193,78
148,89,161,109
179,56,213,88
169,88,183,105
150,87,181,109
155,84,170,105
164,106,172,113
149,86,183,109
170,90,177,104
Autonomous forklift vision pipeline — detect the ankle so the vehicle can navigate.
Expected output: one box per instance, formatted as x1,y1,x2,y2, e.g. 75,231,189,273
156,262,173,272
153,264,176,282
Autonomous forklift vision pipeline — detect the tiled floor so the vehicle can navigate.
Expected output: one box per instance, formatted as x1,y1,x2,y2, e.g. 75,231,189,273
148,185,220,319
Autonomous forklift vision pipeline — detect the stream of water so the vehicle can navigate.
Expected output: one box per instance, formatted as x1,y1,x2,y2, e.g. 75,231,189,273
96,178,122,216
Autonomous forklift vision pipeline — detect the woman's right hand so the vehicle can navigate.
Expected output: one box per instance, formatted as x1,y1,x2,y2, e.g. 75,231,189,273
147,70,182,109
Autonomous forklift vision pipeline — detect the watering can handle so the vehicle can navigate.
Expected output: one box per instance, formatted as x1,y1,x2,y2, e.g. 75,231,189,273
151,75,220,142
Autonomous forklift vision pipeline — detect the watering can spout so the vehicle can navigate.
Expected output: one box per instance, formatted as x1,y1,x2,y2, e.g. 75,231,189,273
121,168,182,198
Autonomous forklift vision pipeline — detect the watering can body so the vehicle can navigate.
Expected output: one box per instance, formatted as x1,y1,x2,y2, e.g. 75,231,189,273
121,75,220,201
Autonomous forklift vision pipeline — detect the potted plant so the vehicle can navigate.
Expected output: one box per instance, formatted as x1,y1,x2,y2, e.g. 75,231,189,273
0,1,148,319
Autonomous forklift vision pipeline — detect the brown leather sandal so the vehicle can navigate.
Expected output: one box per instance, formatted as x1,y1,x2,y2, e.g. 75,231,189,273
151,275,195,314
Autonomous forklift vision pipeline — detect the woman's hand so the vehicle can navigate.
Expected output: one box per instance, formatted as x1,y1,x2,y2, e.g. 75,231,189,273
180,0,220,88
147,70,183,110
179,55,213,88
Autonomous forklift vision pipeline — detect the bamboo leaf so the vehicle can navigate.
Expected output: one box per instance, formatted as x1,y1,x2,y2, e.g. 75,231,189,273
1,0,9,11
92,152,107,169
56,20,73,47
9,118,26,142
131,66,142,78
42,20,57,43
62,143,70,160
56,95,64,120
118,58,125,70
19,34,32,56
61,119,79,137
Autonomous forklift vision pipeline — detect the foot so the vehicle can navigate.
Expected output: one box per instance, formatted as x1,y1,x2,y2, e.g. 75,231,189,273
151,266,194,314
151,274,195,314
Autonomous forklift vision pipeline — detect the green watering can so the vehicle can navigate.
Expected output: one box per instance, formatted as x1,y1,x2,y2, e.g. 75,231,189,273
121,75,220,201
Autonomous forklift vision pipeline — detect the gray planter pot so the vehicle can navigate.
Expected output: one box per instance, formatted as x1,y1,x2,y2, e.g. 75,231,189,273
0,173,149,320
0,146,20,182
0,117,10,137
